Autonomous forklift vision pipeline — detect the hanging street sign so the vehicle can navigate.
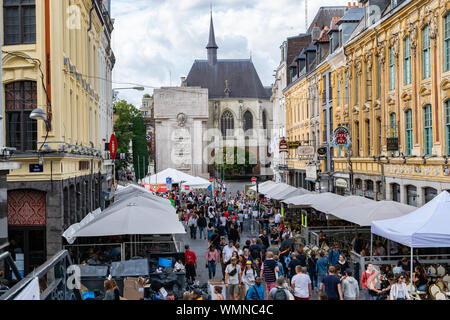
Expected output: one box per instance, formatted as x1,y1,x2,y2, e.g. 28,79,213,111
279,139,288,153
332,127,351,147
109,134,118,160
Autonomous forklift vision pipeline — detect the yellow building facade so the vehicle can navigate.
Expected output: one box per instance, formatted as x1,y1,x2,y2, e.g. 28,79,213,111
285,75,314,188
333,0,450,206
2,0,114,272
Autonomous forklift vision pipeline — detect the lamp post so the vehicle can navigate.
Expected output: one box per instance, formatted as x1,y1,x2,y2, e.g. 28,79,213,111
30,109,51,163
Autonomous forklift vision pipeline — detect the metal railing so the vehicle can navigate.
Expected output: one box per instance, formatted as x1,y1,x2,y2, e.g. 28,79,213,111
349,251,450,288
0,250,81,300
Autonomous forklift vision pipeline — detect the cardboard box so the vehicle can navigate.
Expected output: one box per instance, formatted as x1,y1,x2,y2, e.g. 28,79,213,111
208,280,226,301
123,277,145,300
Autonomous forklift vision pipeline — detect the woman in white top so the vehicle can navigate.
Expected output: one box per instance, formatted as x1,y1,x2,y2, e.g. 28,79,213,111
390,274,410,300
241,261,257,292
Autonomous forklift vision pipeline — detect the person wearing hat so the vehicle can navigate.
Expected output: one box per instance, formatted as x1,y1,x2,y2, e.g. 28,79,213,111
341,268,359,300
241,260,257,293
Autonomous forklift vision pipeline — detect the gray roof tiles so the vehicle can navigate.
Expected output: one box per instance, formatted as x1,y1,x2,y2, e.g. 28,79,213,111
186,59,270,99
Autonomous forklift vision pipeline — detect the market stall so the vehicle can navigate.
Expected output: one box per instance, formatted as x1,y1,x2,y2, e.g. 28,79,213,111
371,191,450,293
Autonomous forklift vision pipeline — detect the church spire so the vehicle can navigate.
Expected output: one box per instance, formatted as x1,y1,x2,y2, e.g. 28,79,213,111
206,8,218,66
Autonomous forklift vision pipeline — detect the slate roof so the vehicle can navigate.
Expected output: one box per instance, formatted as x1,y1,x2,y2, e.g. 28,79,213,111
337,7,364,25
186,59,270,99
307,6,347,33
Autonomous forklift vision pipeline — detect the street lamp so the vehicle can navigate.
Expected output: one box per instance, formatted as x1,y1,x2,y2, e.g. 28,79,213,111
112,87,145,101
30,108,51,154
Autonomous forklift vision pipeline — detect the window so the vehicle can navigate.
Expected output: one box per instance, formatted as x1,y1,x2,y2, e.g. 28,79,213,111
366,64,371,101
345,71,349,105
367,120,371,156
406,185,417,207
422,25,431,79
445,13,450,72
389,47,396,90
446,100,450,155
323,109,327,141
3,0,36,45
243,111,253,133
337,78,341,107
262,110,267,130
329,74,333,101
405,109,413,156
322,76,327,104
378,118,382,155
221,111,234,137
424,187,437,204
377,60,381,99
355,73,359,104
424,104,433,156
5,81,37,151
355,121,360,157
391,183,400,202
404,37,412,85
390,113,397,138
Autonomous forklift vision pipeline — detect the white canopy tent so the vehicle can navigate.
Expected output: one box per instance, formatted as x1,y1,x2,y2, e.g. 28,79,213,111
265,183,311,201
277,187,312,201
115,184,172,206
330,200,416,227
141,168,211,189
249,181,276,193
62,208,102,244
371,191,450,287
65,195,186,242
181,176,211,191
313,195,374,216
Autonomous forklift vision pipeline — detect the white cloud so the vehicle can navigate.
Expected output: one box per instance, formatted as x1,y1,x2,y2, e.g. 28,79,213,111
111,0,352,106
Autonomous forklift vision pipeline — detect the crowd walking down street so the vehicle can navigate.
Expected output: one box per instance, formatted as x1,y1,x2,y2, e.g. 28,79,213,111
168,186,381,301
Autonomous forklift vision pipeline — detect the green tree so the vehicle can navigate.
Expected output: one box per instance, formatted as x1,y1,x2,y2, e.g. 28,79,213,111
113,100,142,179
132,114,149,181
214,146,257,177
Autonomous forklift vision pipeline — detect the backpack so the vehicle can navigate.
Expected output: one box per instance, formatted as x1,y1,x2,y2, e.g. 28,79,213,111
273,287,287,300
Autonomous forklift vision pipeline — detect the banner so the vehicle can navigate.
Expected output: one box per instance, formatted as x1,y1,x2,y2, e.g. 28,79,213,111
14,277,40,300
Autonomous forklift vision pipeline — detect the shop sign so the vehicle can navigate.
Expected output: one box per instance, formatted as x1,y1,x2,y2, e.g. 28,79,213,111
386,138,399,151
279,139,288,153
335,178,348,188
306,165,317,180
317,147,327,155
332,127,351,147
288,141,300,149
297,146,315,156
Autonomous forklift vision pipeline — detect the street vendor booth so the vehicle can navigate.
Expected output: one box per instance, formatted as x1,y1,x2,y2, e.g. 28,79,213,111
371,191,450,296
141,168,211,192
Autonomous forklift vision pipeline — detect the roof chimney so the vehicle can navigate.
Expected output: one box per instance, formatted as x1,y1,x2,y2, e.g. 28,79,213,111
312,23,321,40
348,2,351,7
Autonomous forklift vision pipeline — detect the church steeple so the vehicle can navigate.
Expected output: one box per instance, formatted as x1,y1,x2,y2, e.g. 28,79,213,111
206,9,218,66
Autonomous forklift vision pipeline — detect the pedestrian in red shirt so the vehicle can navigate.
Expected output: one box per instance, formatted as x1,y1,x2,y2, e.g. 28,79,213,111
185,245,197,283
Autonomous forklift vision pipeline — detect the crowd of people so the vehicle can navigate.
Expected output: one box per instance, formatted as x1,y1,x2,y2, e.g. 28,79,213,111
170,188,447,301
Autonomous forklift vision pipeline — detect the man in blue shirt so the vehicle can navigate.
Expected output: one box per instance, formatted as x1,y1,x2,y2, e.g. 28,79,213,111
316,251,329,289
328,244,342,267
245,277,265,300
320,266,343,300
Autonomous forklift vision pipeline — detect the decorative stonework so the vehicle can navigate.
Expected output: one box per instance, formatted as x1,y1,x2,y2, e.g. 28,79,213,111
365,52,373,70
389,33,400,58
407,20,418,54
376,42,386,65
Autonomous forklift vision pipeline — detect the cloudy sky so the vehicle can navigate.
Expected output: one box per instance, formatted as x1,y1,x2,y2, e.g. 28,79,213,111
111,0,351,106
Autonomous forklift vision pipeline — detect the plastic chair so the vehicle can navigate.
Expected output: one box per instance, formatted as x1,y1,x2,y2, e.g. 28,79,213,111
437,265,446,277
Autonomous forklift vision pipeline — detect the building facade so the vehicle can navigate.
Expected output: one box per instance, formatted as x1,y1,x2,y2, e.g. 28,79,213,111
2,0,114,273
153,86,209,178
140,94,155,175
284,6,347,191
332,0,450,205
185,13,273,179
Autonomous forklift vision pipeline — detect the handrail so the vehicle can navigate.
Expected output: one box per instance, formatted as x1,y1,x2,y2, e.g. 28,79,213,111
0,250,81,301
0,251,23,282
